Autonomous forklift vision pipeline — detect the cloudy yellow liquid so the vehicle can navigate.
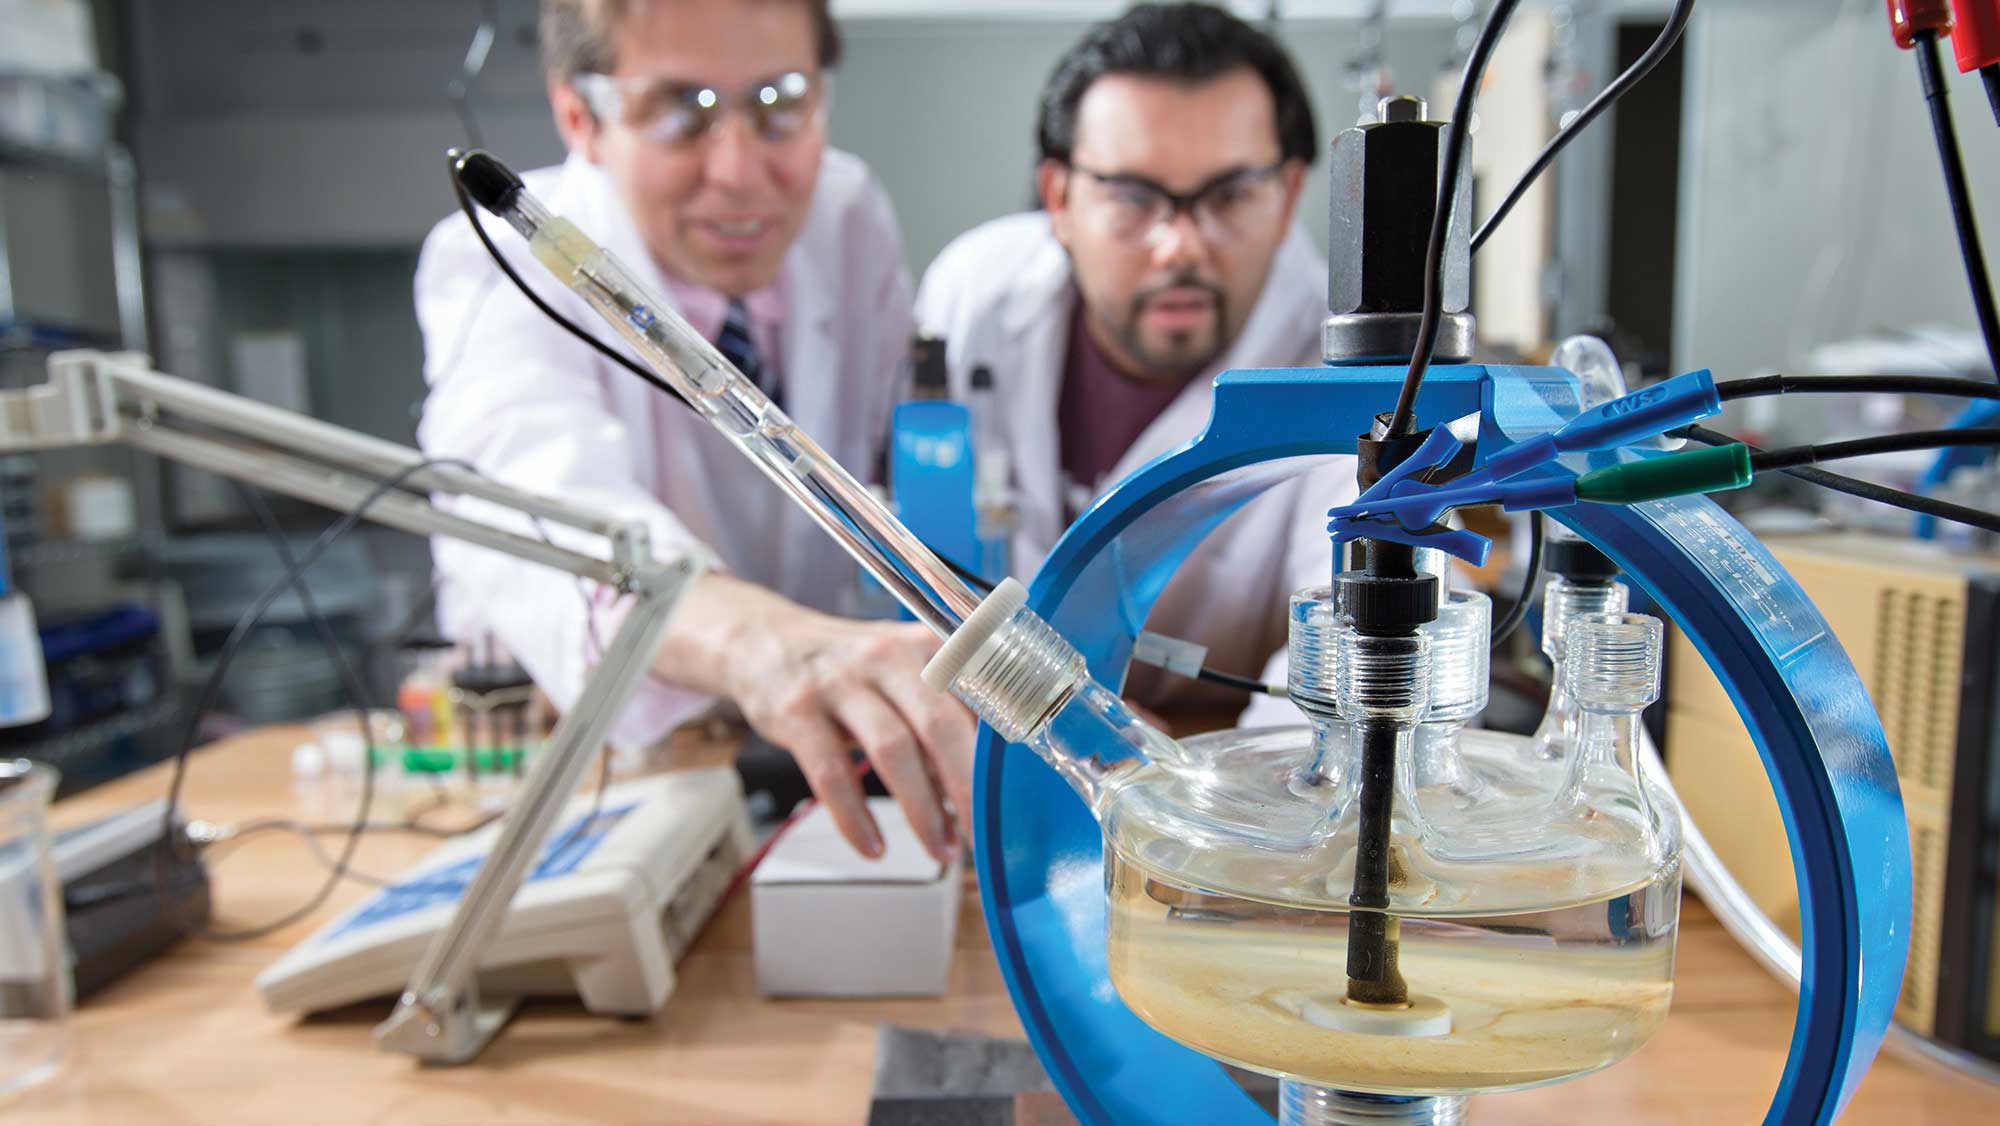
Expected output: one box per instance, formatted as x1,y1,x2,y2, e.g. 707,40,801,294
1104,840,1680,1097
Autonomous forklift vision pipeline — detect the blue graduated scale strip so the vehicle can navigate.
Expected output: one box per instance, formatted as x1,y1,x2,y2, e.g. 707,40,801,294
974,362,1908,1125
321,802,638,945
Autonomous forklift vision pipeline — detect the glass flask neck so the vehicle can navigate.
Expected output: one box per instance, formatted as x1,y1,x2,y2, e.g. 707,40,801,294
1579,706,1644,776
1531,577,1627,763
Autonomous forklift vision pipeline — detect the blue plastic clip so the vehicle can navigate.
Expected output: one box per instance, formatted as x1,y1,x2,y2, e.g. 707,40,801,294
1327,369,1726,566
1328,426,1493,564
1461,368,1721,488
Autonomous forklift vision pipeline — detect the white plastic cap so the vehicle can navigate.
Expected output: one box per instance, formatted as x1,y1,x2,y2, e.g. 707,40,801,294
921,577,1029,695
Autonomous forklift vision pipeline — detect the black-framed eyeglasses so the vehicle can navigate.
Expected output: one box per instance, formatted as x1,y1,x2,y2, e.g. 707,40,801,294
1065,161,1289,243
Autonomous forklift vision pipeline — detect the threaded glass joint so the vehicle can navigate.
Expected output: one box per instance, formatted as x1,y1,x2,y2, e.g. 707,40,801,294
1542,577,1629,660
1334,624,1431,723
1289,586,1341,719
1421,590,1490,723
947,606,1085,743
1565,611,1664,711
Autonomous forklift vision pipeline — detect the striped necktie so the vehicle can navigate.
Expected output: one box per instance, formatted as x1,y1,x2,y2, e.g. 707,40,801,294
716,298,779,408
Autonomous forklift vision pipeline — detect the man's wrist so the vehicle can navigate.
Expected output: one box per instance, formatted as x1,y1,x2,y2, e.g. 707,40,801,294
653,573,805,696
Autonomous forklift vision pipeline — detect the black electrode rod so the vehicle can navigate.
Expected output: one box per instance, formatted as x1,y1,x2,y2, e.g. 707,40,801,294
1345,719,1407,1006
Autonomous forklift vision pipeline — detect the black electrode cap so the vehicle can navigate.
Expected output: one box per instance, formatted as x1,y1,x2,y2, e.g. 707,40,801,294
452,662,534,695
970,364,994,391
1337,571,1441,632
911,335,948,390
1546,536,1621,582
451,148,525,216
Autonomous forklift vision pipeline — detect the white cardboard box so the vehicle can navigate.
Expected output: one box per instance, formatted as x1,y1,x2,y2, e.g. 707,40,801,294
752,796,960,997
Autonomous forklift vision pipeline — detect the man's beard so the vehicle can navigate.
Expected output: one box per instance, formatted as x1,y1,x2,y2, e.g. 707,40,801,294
1112,274,1230,383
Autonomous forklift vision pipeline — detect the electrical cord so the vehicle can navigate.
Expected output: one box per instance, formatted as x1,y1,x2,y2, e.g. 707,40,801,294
447,151,687,405
1683,424,2000,534
168,458,614,938
1748,428,2000,472
1194,665,1285,697
1717,373,2000,401
1386,0,1524,438
1472,0,1696,253
1488,510,1544,650
160,458,471,941
1914,31,2000,382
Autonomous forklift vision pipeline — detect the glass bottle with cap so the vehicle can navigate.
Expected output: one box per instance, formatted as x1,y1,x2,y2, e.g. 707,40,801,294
967,364,1016,580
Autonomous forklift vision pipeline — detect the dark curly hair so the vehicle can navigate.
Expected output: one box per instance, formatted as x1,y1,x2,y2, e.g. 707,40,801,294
1036,2,1317,166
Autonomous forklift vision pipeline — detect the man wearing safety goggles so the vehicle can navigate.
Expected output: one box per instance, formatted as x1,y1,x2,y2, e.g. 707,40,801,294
417,0,975,866
916,2,1356,722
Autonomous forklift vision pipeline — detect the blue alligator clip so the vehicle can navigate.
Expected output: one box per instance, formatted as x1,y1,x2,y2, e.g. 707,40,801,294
1326,370,1726,566
1327,424,1493,565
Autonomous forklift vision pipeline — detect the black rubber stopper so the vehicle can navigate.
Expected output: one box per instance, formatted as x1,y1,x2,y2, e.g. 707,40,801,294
912,335,948,390
1546,536,1621,582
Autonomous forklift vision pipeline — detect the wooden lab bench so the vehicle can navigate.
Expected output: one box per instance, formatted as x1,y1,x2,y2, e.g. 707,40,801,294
7,727,1992,1124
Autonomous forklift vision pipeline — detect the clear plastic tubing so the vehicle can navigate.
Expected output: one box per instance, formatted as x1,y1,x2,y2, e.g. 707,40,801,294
494,188,981,638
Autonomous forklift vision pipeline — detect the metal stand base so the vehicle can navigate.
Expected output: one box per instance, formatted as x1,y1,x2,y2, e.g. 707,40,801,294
375,988,520,1065
1279,1083,1468,1126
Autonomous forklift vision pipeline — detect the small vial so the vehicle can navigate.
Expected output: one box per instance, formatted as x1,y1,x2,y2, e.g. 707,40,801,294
969,365,1017,580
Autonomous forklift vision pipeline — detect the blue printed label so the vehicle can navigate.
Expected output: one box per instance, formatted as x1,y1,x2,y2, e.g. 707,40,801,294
320,803,637,944
1636,496,1826,661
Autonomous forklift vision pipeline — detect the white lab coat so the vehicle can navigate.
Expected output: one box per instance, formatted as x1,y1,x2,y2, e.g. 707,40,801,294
914,212,1354,724
415,149,914,752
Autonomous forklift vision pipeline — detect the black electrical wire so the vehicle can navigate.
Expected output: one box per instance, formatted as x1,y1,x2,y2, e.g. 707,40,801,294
1488,510,1544,650
1717,373,2000,402
450,150,997,606
160,458,470,941
1915,31,2000,382
1194,665,1283,697
940,553,995,595
166,456,616,938
1748,428,2000,472
1387,0,1524,438
1683,425,2000,534
1472,0,1696,253
446,151,687,405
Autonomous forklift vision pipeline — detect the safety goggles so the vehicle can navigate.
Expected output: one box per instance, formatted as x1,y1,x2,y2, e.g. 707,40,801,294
1067,161,1289,244
572,69,827,147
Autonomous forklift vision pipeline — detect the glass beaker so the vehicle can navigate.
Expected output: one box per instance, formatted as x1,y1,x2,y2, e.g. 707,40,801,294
0,759,67,1097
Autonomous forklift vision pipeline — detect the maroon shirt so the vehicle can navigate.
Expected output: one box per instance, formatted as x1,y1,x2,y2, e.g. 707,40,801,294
1057,302,1188,509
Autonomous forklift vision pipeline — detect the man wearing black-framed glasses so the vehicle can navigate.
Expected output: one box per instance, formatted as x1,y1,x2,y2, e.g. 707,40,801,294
417,0,975,867
917,2,1356,721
